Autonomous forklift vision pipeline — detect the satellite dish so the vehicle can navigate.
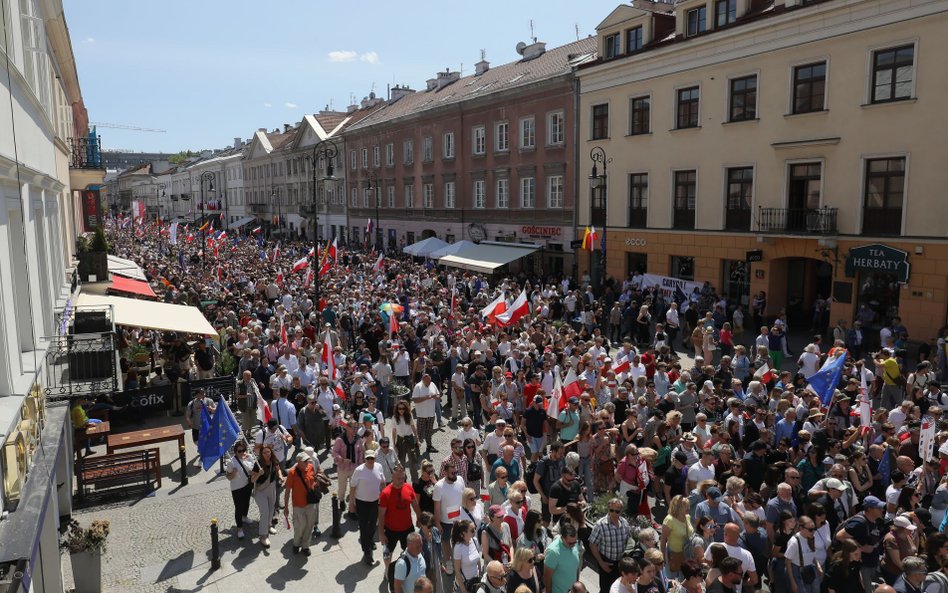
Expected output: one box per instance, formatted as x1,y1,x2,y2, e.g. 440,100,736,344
515,42,527,55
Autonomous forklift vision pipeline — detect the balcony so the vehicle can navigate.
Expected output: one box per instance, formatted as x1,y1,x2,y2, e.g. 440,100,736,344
68,137,103,170
627,208,647,229
725,208,751,231
673,208,695,230
46,305,118,401
758,207,838,234
249,203,268,214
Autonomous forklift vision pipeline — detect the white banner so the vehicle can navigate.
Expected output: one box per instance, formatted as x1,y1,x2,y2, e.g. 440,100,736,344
921,418,936,462
639,273,704,305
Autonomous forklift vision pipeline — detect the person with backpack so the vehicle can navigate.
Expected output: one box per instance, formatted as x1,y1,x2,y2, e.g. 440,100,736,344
835,495,886,592
390,532,427,593
185,388,216,443
532,440,565,526
380,465,421,577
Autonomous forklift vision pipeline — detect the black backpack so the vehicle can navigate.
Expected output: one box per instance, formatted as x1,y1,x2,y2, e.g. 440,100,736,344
387,552,409,593
467,459,483,483
525,460,542,494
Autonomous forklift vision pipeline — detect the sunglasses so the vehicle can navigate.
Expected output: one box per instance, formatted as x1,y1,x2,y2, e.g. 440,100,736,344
608,509,622,514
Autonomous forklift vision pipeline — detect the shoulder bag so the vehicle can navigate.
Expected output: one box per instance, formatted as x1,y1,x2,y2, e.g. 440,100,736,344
796,534,818,585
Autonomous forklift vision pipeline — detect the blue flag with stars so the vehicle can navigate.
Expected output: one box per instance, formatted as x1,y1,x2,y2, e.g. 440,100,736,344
197,400,241,471
808,351,848,406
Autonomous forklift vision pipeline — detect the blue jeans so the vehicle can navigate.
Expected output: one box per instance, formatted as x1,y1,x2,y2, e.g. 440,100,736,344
790,563,822,593
378,384,390,417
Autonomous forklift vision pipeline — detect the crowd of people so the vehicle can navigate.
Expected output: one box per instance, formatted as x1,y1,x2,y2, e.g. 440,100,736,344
85,219,948,593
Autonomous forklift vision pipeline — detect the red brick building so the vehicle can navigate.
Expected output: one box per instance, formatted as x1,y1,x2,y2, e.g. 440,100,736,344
343,38,596,276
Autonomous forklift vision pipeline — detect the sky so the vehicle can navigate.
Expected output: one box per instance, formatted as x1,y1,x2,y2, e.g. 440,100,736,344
65,0,620,154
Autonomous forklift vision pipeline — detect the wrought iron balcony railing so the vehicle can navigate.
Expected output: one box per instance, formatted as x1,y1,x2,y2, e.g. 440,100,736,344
68,137,103,169
758,207,838,234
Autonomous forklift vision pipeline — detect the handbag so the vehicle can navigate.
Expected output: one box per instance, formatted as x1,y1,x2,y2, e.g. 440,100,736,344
315,470,332,495
796,535,818,584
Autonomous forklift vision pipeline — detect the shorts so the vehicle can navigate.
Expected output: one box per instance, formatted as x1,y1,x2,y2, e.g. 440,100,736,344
383,527,413,560
528,436,546,456
441,521,455,544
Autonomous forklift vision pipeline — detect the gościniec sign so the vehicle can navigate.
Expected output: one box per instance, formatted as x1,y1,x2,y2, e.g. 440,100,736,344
845,243,910,283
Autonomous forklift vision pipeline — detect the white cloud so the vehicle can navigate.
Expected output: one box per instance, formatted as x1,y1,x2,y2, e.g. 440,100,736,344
328,50,358,62
83,37,95,44
360,51,380,64
285,102,297,109
263,102,272,108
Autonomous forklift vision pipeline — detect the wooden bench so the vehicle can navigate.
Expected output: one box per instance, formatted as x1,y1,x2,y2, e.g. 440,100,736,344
76,448,161,503
107,424,185,454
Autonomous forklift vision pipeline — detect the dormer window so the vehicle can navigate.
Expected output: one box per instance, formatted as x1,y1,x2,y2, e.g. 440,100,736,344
715,0,736,27
604,33,621,58
626,26,643,53
686,6,707,37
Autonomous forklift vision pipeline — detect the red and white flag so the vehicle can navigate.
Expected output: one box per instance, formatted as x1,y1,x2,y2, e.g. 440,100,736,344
251,226,262,235
754,363,775,384
322,331,335,380
292,257,309,274
327,238,338,266
612,359,631,375
562,368,584,401
480,293,507,321
496,289,529,327
375,252,384,272
275,270,284,286
307,245,316,259
334,383,347,402
318,261,332,278
280,319,288,345
256,390,272,425
271,242,281,264
548,373,565,415
304,268,313,288
858,369,871,427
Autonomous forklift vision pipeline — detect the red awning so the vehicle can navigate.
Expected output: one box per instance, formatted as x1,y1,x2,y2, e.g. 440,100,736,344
109,275,157,299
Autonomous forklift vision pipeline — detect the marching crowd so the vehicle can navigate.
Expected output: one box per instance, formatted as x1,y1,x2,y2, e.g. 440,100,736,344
88,221,948,593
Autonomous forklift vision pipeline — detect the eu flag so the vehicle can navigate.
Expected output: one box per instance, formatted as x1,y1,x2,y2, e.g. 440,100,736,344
197,401,241,471
877,447,891,486
808,351,848,406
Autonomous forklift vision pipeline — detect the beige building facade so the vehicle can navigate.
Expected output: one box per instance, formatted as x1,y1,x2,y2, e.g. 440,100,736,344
578,0,948,341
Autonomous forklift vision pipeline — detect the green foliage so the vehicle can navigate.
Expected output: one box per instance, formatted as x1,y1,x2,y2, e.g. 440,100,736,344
90,226,109,252
75,234,90,254
61,519,110,554
168,150,196,165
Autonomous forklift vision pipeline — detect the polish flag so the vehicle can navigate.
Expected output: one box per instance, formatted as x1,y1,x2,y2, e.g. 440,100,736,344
375,252,384,272
322,332,335,380
271,242,281,264
562,368,584,401
308,245,316,258
754,363,775,384
275,270,284,286
280,319,288,345
612,359,631,375
292,257,309,273
327,238,338,265
304,268,313,289
217,264,223,282
318,261,332,278
251,226,262,234
256,390,272,425
548,373,565,414
496,289,529,327
334,383,347,402
480,293,507,321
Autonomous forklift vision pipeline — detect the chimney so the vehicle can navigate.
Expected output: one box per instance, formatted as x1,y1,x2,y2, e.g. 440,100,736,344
258,127,267,132
434,68,460,90
426,78,438,91
390,84,416,102
234,137,243,148
475,49,489,75
519,41,547,61
283,123,292,133
347,103,359,113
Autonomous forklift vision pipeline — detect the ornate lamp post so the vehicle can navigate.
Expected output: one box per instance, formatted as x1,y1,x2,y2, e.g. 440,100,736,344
366,170,381,251
200,171,216,269
588,146,610,291
303,138,338,302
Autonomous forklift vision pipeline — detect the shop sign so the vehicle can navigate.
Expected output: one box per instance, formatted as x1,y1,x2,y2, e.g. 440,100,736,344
624,238,647,247
521,225,561,238
845,243,910,283
746,250,763,262
119,385,174,410
81,189,101,232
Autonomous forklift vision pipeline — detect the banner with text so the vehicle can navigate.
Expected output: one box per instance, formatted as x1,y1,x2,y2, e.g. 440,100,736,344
639,273,704,304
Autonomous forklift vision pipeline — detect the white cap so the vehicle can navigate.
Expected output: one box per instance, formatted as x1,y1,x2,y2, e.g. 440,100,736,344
893,515,916,531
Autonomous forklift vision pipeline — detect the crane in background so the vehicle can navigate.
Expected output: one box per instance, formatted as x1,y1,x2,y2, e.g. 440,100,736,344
89,121,166,133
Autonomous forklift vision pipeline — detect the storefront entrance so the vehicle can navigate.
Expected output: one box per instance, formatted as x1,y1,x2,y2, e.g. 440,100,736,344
626,252,648,277
722,260,751,310
770,257,832,327
846,243,910,343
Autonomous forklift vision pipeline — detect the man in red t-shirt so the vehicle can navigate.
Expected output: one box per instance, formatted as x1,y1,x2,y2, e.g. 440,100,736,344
378,464,420,573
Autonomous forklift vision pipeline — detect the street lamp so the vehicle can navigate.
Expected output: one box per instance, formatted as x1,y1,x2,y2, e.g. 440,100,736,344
200,171,216,269
588,146,610,291
366,170,381,251
156,182,166,221
304,138,338,303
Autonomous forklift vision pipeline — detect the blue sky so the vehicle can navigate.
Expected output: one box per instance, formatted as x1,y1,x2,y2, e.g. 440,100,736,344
65,0,619,154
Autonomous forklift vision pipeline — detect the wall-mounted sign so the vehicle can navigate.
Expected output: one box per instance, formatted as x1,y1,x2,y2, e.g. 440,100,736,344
845,243,910,283
746,250,763,262
81,189,101,232
569,239,583,249
468,223,487,243
624,238,647,247
521,226,562,238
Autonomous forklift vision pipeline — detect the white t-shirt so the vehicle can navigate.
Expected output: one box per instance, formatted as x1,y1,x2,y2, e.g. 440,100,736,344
350,462,385,502
412,381,439,419
687,462,716,485
457,427,481,446
432,477,466,524
255,426,289,462
227,454,256,491
453,540,481,582
785,534,822,567
483,431,506,456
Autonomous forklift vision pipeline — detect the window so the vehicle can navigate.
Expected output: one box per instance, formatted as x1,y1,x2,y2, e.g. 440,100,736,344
547,175,564,208
629,96,650,135
385,143,394,166
495,122,509,152
421,136,433,162
19,0,49,112
715,0,736,27
729,75,757,122
686,6,707,37
473,180,485,209
404,139,414,164
676,87,700,129
351,187,358,206
863,157,905,235
725,167,753,230
871,45,914,104
520,177,536,208
628,173,648,228
444,181,456,208
520,117,536,149
1,0,9,55
387,185,395,208
591,104,609,140
443,132,455,158
405,184,415,208
473,126,486,155
673,170,697,229
350,150,357,170
626,26,643,53
548,111,565,145
423,183,434,209
373,146,380,167
792,61,827,114
496,179,509,208
361,148,368,168
363,188,370,207
671,256,695,281
604,33,620,59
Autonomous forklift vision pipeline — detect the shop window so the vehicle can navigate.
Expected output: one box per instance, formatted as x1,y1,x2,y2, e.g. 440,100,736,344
671,255,694,281
855,271,901,334
722,260,750,308
627,252,648,277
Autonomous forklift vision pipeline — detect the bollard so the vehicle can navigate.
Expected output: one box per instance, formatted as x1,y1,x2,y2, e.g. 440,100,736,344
210,518,221,570
330,493,341,538
179,445,188,486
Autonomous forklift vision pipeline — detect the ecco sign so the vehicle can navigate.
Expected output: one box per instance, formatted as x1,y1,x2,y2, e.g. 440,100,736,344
624,238,647,247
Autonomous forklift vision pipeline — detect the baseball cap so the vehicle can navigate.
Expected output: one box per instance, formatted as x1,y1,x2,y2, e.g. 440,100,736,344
893,515,916,531
706,487,723,502
267,418,279,428
534,395,544,403
825,478,846,491
364,449,377,459
863,495,886,510
568,396,579,405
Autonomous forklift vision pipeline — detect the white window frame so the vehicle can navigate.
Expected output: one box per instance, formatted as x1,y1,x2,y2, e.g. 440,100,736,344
547,111,565,146
423,183,434,209
473,180,485,209
405,184,415,208
385,143,394,166
422,136,433,162
387,185,395,208
473,126,486,155
404,139,414,164
547,175,564,208
519,117,536,149
520,177,536,209
495,122,509,152
373,146,380,167
496,178,509,209
444,181,456,209
443,132,455,159
361,148,368,169
350,150,357,170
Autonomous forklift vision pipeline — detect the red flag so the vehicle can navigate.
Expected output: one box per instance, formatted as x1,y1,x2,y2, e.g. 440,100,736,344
496,289,529,327
275,270,284,286
256,391,272,425
280,320,288,345
318,261,332,278
322,331,335,380
308,245,316,258
754,363,775,384
562,368,584,401
334,383,347,402
327,238,337,265
389,312,399,336
292,257,309,273
217,265,223,282
480,293,507,323
612,359,631,375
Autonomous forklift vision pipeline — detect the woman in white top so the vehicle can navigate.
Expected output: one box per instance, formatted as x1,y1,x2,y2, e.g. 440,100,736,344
460,488,484,526
456,417,481,448
225,441,257,541
392,400,419,482
452,519,482,593
785,515,823,593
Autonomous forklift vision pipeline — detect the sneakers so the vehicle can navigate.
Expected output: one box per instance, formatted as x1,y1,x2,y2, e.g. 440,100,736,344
312,527,322,538
293,546,300,555
269,526,277,535
301,547,311,557
362,552,373,565
237,528,245,539
260,537,270,548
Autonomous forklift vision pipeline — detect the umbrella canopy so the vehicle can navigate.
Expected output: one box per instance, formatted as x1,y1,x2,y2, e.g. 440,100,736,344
402,236,448,258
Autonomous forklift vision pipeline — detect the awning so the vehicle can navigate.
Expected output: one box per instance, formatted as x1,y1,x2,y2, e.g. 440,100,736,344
108,275,157,298
403,236,448,258
429,240,477,259
107,255,147,281
438,242,540,274
228,216,256,230
76,293,218,340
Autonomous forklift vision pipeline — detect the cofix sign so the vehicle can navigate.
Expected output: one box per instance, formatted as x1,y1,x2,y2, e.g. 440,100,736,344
521,226,562,238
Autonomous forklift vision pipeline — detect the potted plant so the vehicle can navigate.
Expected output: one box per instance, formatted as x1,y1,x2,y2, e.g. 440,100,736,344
76,227,109,282
61,518,110,593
